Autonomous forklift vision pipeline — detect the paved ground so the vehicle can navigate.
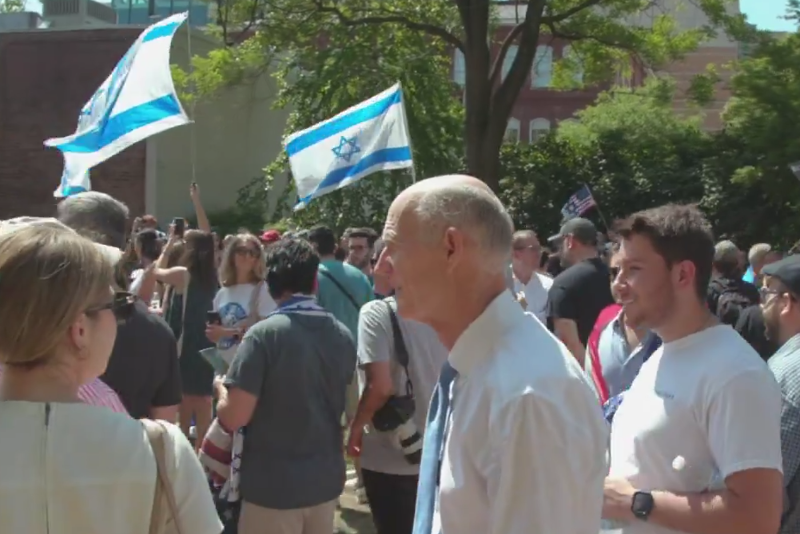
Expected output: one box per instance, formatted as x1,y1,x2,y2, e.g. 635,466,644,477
335,469,376,534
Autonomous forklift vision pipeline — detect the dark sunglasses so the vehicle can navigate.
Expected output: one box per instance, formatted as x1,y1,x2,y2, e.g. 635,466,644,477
86,292,136,325
234,246,260,258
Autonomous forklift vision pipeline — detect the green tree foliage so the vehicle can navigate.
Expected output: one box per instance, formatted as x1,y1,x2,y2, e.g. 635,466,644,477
499,79,779,247
180,0,747,192
0,0,24,12
722,30,800,234
178,0,464,233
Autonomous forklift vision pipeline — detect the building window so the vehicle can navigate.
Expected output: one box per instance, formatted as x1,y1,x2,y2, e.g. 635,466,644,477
505,118,521,143
529,118,551,143
561,45,585,85
532,45,553,88
453,49,466,86
501,45,519,81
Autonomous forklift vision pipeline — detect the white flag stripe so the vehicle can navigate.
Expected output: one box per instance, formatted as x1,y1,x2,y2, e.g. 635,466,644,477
284,83,414,208
46,12,190,197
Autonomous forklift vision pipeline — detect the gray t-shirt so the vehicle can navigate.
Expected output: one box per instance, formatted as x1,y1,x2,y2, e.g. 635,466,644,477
226,312,356,509
357,298,449,476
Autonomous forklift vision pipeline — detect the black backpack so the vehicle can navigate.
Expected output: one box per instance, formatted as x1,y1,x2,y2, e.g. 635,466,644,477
715,283,759,327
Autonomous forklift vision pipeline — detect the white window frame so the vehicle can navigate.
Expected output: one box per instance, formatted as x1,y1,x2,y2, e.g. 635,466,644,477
505,117,521,143
453,49,466,86
529,118,551,143
501,44,519,81
562,45,585,85
531,45,553,88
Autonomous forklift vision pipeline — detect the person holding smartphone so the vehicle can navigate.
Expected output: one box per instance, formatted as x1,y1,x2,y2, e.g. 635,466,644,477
158,229,220,449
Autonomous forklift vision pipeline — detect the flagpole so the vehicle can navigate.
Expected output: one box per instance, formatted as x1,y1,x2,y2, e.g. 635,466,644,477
583,182,611,233
397,81,417,183
186,22,198,185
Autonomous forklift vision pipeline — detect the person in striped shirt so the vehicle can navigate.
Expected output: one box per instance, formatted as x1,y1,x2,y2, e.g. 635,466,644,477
0,367,127,414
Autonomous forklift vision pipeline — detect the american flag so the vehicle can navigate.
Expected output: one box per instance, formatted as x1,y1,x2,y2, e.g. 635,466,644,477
561,184,597,220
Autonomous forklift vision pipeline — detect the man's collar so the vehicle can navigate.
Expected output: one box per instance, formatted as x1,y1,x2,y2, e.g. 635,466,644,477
776,332,800,359
450,290,528,375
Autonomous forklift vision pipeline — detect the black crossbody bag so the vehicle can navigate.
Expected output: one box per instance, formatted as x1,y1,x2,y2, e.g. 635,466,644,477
371,299,416,431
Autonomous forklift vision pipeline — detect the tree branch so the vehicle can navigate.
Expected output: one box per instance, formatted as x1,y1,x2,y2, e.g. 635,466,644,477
542,0,607,24
488,23,526,87
311,0,465,52
491,0,547,122
543,19,637,51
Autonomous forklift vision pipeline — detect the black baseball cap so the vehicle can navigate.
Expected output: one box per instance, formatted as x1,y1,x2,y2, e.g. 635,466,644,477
547,217,598,246
762,255,800,295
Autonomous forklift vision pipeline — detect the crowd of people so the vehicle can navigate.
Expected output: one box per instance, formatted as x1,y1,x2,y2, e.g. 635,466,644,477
0,174,797,534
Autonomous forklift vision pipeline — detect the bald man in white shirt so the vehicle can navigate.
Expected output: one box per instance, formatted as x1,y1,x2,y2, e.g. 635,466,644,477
376,174,608,534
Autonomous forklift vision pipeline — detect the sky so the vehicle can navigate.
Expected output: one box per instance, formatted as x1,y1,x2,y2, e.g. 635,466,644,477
741,0,795,31
22,0,797,32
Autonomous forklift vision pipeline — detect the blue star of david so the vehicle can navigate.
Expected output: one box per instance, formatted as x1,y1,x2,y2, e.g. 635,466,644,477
332,135,361,163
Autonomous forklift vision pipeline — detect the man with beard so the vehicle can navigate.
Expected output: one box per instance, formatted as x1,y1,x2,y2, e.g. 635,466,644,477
760,255,800,533
602,204,782,534
345,228,379,279
546,218,614,365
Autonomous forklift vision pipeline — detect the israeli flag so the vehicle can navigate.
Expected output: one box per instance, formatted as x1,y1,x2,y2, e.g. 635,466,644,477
284,83,414,209
46,12,190,198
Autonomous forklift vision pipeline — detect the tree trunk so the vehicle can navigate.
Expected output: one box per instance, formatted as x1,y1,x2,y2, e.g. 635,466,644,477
465,109,504,192
458,0,546,193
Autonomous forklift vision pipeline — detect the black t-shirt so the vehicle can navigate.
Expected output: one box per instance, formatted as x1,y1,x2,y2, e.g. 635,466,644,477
546,257,614,345
101,301,182,419
734,304,777,362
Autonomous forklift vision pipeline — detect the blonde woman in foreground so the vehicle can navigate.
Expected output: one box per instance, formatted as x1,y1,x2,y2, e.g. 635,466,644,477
0,220,222,534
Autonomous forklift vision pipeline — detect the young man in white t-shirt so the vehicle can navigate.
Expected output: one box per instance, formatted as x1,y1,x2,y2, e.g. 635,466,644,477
602,204,783,534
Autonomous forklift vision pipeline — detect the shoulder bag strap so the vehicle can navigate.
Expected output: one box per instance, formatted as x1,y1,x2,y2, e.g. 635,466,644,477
382,299,413,396
319,269,360,311
175,273,190,357
142,420,185,534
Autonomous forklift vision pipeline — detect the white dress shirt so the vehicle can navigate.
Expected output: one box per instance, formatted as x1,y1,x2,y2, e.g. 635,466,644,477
434,290,608,534
513,271,553,323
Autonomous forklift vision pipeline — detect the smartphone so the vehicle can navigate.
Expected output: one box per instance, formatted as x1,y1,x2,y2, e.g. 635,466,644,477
173,217,186,238
206,311,221,325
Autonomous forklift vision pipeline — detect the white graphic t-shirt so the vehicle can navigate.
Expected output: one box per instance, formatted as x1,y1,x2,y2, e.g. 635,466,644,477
213,282,276,362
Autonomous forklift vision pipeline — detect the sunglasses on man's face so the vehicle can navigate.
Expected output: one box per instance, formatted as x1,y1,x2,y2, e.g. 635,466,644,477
86,292,136,325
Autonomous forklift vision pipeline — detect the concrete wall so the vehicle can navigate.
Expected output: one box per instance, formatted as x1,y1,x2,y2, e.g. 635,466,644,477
152,26,290,223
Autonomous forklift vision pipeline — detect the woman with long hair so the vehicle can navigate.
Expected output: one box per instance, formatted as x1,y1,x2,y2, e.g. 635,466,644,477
0,220,221,534
159,230,218,447
206,233,276,364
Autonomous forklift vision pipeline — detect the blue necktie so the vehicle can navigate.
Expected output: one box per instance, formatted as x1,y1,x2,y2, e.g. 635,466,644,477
413,361,458,534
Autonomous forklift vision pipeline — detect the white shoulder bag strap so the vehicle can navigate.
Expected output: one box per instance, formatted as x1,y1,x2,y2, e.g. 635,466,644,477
142,420,185,534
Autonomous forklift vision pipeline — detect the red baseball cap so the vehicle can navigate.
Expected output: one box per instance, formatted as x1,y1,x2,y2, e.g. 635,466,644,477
260,230,281,244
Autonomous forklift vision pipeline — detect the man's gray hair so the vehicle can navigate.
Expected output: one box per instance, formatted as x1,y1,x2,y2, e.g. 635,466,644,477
748,243,772,266
56,192,130,250
414,184,513,272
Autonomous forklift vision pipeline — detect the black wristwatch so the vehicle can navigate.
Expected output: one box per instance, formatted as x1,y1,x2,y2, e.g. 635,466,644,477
631,491,654,521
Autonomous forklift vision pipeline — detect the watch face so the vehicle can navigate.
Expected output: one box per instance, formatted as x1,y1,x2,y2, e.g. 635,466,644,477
631,491,654,519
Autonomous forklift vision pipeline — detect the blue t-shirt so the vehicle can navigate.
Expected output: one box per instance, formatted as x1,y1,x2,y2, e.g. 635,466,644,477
316,260,373,339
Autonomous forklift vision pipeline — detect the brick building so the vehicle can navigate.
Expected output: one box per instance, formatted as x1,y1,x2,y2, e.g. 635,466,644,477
0,28,147,219
451,1,741,143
